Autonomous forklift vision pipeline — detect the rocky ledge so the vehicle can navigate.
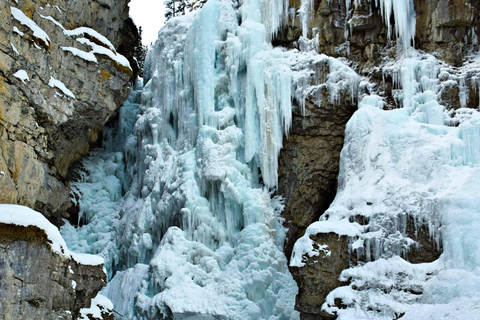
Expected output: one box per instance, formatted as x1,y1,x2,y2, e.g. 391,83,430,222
0,205,112,320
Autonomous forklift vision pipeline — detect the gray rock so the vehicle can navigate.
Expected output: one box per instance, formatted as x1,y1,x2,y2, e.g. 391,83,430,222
0,0,138,224
0,222,107,320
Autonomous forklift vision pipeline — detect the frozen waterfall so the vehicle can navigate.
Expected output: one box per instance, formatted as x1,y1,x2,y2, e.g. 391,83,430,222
292,0,480,319
61,0,480,319
62,0,301,318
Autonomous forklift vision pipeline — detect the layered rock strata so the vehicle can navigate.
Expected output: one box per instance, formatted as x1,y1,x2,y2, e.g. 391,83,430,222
0,0,138,225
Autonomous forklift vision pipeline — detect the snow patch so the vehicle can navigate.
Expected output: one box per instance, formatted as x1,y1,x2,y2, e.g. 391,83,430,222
10,7,50,47
61,46,97,63
48,76,76,99
13,70,29,84
10,42,19,54
79,294,113,320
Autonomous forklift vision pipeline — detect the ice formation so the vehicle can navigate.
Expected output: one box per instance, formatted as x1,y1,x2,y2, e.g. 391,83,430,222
291,1,480,319
61,0,307,318
62,0,480,318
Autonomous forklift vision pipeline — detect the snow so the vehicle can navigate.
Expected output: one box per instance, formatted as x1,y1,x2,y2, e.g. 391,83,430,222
13,26,24,36
61,46,97,63
13,70,29,84
10,6,50,47
10,42,19,54
38,12,64,29
64,27,116,52
48,76,76,99
79,294,113,320
291,219,364,267
37,13,131,70
0,204,103,266
75,38,131,69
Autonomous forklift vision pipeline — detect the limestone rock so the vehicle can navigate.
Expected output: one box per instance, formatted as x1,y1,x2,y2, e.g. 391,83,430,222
0,222,107,319
0,0,138,224
278,93,357,261
276,0,480,67
290,232,350,320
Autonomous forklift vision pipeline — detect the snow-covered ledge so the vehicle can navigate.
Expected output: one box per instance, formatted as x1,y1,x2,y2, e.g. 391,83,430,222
0,204,103,266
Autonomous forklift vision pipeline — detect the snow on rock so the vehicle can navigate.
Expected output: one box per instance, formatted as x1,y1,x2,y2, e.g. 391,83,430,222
10,42,19,54
12,26,24,36
13,69,29,84
64,27,117,52
38,13,131,70
61,46,97,63
10,6,50,47
76,37,131,69
0,204,103,266
79,293,114,320
48,76,76,99
38,12,65,29
291,219,364,267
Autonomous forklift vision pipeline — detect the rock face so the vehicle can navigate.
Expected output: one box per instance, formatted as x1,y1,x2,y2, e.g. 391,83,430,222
278,95,357,262
278,0,480,67
0,222,107,319
277,0,477,318
0,0,138,225
289,233,350,320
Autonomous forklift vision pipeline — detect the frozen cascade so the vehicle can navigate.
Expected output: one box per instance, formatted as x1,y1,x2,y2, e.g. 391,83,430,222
344,0,416,51
58,0,363,318
291,0,480,319
60,0,480,318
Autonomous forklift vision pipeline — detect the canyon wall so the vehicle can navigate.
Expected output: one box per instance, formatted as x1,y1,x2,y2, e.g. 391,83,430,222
0,0,139,225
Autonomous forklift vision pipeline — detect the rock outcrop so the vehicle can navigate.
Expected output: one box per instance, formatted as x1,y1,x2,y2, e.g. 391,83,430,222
0,222,107,319
0,0,139,225
289,233,350,320
278,92,357,262
278,0,480,67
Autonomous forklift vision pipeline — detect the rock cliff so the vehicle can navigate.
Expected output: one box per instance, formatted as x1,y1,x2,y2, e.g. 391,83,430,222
0,0,138,225
277,0,479,318
0,205,112,320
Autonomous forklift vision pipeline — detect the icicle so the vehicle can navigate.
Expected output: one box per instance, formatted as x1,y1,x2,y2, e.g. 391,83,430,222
298,0,313,38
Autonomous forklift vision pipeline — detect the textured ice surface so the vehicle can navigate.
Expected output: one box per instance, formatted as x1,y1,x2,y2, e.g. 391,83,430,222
291,0,480,318
62,0,303,317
